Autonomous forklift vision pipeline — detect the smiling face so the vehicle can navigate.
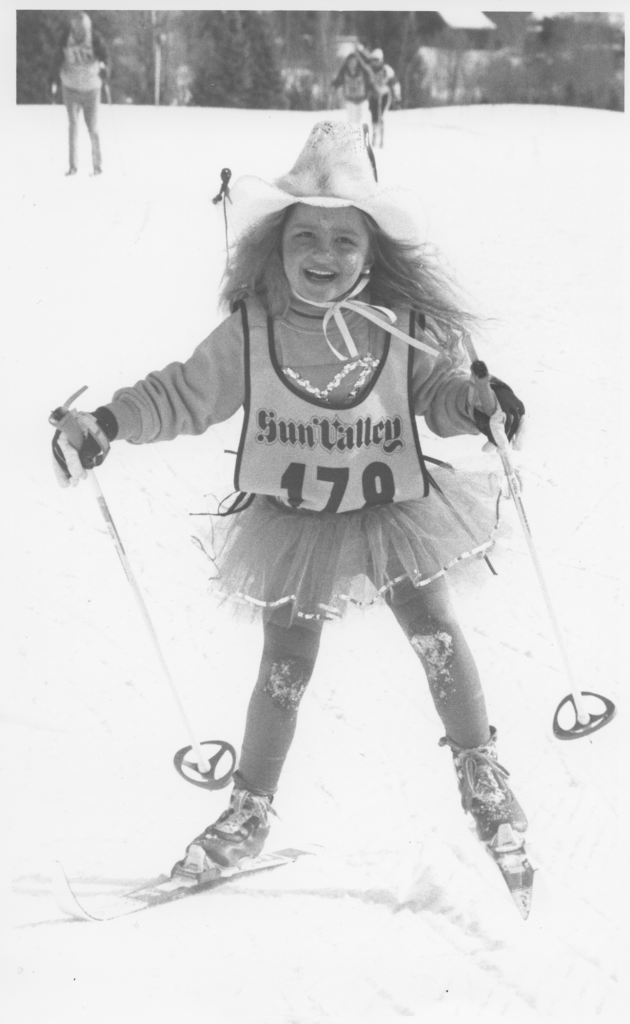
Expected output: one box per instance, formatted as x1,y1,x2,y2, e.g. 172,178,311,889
282,204,372,304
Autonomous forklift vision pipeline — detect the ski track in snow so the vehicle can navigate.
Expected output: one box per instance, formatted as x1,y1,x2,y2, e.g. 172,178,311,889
4,104,624,1023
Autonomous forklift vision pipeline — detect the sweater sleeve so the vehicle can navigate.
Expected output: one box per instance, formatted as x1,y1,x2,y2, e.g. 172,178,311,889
105,312,246,444
411,348,480,438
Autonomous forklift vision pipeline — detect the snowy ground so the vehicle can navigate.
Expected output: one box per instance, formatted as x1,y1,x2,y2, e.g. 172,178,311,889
4,103,625,1022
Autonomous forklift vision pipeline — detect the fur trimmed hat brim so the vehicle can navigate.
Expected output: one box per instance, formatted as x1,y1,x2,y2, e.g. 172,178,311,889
227,176,428,246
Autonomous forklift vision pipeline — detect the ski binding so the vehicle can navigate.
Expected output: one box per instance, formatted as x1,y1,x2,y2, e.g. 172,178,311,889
53,847,311,922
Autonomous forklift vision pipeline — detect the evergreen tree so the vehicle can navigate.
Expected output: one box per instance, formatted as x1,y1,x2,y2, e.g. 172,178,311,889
118,10,158,105
242,12,286,109
16,10,66,103
192,11,250,107
16,10,123,103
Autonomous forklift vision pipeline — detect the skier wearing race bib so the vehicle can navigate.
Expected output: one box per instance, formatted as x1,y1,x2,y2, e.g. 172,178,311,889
50,11,109,176
331,51,374,127
368,48,401,148
52,122,528,879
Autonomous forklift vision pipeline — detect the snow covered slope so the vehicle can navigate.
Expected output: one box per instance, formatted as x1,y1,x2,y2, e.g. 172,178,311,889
5,103,624,1022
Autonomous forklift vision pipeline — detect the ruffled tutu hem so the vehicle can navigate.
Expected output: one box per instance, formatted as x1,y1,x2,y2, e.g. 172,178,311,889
206,464,503,625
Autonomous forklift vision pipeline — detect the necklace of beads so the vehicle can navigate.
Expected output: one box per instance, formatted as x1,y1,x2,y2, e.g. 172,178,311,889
283,355,380,402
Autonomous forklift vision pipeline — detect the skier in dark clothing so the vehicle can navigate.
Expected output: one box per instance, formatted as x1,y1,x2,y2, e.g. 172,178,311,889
367,48,401,149
50,11,109,176
331,51,374,128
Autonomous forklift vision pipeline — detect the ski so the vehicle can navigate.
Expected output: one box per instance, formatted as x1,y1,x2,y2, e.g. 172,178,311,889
53,847,311,922
485,824,535,920
53,832,533,923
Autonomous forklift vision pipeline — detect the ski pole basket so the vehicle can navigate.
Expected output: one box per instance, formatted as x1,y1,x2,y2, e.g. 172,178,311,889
173,740,236,789
552,692,616,740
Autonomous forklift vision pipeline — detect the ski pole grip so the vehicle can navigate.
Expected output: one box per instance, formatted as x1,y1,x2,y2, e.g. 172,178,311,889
49,408,86,448
471,359,511,452
49,385,90,447
49,405,85,446
470,360,499,417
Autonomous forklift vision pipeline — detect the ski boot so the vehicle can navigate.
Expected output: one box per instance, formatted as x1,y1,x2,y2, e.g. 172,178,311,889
440,728,534,917
439,726,528,843
173,785,275,878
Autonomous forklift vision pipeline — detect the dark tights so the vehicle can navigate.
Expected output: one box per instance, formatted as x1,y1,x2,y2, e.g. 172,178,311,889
236,576,489,796
237,617,323,795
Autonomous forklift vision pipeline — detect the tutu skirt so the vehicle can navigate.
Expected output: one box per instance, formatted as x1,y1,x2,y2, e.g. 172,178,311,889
208,463,502,625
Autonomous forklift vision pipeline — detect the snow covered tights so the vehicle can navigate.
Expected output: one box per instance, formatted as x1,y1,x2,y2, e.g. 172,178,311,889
236,574,490,796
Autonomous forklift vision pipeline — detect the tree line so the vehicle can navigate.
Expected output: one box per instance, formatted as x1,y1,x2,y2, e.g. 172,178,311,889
16,10,286,107
16,10,623,112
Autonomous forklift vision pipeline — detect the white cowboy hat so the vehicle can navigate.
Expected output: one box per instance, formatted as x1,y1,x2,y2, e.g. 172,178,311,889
224,121,427,247
370,48,384,62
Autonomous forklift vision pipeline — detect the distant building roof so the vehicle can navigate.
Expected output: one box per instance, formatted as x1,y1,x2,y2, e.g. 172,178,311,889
531,11,623,24
436,11,496,31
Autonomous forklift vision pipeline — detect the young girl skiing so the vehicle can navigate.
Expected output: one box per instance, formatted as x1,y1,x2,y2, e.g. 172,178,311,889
52,122,527,882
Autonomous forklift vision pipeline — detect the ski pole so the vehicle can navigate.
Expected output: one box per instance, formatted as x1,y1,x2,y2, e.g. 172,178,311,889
50,389,236,785
463,338,615,739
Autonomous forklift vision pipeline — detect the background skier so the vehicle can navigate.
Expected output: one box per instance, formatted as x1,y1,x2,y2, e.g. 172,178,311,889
368,47,401,148
50,11,109,176
331,50,374,127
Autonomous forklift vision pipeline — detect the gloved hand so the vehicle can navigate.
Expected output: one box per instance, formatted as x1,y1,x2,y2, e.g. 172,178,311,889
473,378,525,447
52,407,117,488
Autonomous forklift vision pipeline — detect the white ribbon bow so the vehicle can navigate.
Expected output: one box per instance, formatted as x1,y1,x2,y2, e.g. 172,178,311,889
294,275,439,362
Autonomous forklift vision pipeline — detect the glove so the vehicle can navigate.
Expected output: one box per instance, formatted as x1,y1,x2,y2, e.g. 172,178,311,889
473,378,525,446
52,407,118,488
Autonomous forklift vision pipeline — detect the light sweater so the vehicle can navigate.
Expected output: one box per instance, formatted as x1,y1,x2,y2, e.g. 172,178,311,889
107,298,480,446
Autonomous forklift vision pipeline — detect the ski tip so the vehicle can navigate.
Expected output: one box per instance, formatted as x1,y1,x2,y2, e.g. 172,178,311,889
486,827,535,920
52,861,97,921
513,888,533,920
52,859,71,894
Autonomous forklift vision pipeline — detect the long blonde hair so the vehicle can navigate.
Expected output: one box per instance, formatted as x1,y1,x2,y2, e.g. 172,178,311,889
220,206,478,356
